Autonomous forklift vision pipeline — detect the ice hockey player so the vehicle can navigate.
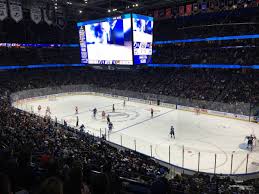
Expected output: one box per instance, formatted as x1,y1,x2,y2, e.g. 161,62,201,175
108,122,113,132
102,111,106,119
80,124,85,132
151,108,154,118
107,114,110,124
93,108,97,118
170,126,175,139
75,106,78,114
247,134,256,151
38,105,41,113
76,116,79,127
112,104,115,112
55,117,58,127
46,106,51,115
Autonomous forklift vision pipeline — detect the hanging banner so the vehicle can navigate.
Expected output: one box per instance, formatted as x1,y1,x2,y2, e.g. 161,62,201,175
209,0,215,11
165,8,172,18
154,10,159,18
201,2,208,12
56,6,66,29
0,0,8,21
186,4,192,15
9,0,22,23
158,9,165,18
179,5,185,16
30,6,42,24
43,3,54,25
171,7,178,18
193,3,199,14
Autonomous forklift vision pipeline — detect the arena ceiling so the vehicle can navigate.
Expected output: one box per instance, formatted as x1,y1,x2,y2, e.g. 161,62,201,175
58,0,195,20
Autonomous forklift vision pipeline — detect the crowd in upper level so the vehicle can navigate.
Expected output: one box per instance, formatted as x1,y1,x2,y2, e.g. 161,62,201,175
1,68,258,104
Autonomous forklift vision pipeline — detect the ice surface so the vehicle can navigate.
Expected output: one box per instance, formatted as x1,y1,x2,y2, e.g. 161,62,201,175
14,94,259,175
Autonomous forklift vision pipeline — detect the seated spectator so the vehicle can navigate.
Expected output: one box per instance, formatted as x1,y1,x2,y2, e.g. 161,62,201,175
38,177,63,194
0,172,12,194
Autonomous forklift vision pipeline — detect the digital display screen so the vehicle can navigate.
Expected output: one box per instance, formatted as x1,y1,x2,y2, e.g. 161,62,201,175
78,14,133,65
132,14,153,64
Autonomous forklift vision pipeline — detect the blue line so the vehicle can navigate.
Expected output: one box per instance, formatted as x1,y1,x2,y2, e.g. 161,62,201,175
112,109,175,134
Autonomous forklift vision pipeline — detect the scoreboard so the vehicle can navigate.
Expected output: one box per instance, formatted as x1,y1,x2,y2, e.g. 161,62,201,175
132,14,153,64
77,14,153,65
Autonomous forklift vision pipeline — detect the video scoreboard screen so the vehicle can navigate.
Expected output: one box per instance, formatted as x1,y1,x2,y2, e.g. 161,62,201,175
132,14,153,65
78,13,153,65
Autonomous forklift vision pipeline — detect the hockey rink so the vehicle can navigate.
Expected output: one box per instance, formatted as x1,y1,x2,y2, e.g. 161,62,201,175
13,93,259,175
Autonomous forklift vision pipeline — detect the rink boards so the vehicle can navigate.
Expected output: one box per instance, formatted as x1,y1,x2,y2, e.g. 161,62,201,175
13,91,253,122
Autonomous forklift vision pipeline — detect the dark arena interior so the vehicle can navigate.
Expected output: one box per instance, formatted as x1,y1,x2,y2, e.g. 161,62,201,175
0,0,259,194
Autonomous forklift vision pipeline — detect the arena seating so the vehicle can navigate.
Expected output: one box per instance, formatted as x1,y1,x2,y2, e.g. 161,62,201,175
154,7,258,41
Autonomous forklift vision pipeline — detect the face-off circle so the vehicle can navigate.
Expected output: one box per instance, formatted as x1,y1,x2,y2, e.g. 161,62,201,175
96,109,140,122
